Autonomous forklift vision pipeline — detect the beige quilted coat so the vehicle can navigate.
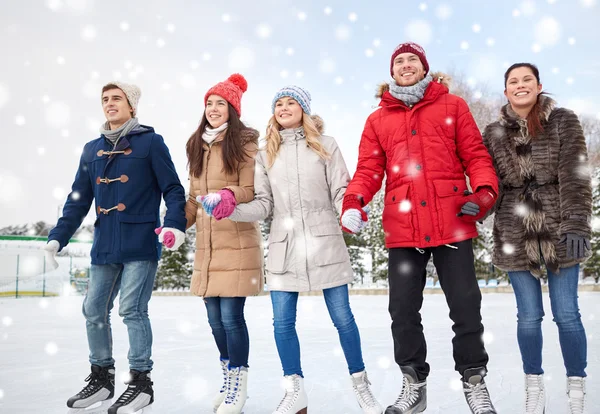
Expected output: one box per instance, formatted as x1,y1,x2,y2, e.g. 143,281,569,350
184,129,264,297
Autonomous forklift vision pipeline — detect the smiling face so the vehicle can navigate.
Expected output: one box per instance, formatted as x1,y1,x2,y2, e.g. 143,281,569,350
504,66,543,113
205,94,230,128
274,96,303,129
392,52,426,87
101,88,133,129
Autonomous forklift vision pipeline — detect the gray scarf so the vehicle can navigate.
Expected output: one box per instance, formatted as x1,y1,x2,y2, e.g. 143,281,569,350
99,117,140,147
388,73,433,107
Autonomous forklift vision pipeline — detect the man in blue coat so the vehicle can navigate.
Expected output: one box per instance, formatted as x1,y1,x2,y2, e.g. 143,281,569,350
44,81,186,413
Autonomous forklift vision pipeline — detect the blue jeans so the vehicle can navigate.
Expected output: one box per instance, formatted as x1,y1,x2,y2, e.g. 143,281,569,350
509,264,587,377
83,260,158,372
270,284,365,377
204,297,249,368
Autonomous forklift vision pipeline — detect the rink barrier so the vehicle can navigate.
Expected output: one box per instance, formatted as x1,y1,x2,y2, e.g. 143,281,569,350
152,284,600,296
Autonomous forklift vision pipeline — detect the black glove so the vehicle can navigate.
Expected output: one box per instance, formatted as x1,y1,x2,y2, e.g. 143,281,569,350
560,233,591,260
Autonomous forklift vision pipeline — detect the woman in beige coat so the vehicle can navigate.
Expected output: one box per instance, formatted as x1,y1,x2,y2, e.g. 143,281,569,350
184,74,263,414
225,86,382,414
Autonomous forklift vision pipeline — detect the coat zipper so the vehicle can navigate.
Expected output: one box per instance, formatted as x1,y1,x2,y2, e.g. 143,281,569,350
295,139,310,290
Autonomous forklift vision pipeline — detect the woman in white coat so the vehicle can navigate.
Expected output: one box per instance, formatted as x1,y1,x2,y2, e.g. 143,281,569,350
228,86,381,414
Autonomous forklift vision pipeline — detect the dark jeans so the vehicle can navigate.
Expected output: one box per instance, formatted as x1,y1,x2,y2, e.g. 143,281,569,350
204,297,249,368
388,239,488,381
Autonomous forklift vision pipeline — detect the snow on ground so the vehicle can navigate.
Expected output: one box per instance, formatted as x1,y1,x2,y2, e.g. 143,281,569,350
0,293,598,413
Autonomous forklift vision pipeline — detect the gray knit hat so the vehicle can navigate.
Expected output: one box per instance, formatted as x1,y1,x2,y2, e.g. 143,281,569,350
101,81,142,116
271,85,311,115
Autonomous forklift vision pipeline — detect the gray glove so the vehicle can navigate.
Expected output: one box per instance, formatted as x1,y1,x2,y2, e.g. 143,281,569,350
560,233,591,260
459,201,480,217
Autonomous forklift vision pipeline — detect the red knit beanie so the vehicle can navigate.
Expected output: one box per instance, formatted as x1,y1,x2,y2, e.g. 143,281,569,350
390,42,429,77
204,74,248,116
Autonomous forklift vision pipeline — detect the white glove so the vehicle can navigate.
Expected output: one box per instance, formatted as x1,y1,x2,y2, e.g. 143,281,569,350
157,227,186,251
42,240,60,271
341,209,368,234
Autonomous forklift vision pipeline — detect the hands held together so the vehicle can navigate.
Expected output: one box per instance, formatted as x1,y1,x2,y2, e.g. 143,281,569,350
197,189,237,220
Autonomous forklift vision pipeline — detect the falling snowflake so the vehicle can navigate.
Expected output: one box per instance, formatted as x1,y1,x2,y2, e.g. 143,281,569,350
15,115,26,126
179,74,196,89
348,12,358,22
449,378,463,391
532,43,542,53
296,71,304,78
335,24,351,41
472,24,481,33
177,320,193,334
405,20,433,45
203,52,212,61
521,0,536,15
256,24,272,39
334,76,344,85
377,356,391,369
324,6,332,15
486,37,495,46
365,48,374,57
513,9,521,17
373,38,381,47
283,217,294,230
53,187,66,200
39,299,49,309
398,261,412,274
535,16,561,46
503,243,515,255
436,4,453,20
156,38,166,48
45,342,58,355
46,0,62,11
445,117,454,125
286,47,295,56
120,21,130,31
280,69,289,78
0,389,4,399
166,23,176,33
57,56,66,65
566,77,574,84
399,200,412,213
392,165,400,173
568,37,576,45
71,191,81,201
483,331,494,344
81,25,96,41
460,41,469,50
581,0,596,7
2,316,12,326
37,147,45,155
419,3,428,11
298,11,307,21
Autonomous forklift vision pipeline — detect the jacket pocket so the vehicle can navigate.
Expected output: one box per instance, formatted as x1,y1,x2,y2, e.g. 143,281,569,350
382,184,413,231
432,179,467,240
118,214,158,255
309,224,349,266
266,231,288,274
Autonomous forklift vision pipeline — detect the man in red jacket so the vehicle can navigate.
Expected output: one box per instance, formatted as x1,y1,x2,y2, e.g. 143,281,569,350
341,42,499,414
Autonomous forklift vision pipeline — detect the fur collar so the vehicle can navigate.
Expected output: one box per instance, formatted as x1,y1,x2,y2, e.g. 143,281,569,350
376,71,451,98
499,94,556,129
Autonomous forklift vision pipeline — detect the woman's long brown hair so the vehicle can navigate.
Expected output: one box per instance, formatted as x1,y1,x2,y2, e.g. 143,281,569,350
186,103,251,177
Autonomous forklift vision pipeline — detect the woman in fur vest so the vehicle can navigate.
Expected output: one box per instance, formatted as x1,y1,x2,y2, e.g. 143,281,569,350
184,73,263,414
224,86,382,414
483,63,591,414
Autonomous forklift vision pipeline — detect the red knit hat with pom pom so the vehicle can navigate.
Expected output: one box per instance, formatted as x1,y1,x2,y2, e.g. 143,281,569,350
204,73,248,116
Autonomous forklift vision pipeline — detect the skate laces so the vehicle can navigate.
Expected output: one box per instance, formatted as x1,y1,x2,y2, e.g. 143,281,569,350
275,376,301,412
219,360,229,393
78,370,109,397
464,381,494,414
223,367,242,405
525,375,544,413
115,373,151,404
567,377,585,413
352,372,378,408
393,375,425,409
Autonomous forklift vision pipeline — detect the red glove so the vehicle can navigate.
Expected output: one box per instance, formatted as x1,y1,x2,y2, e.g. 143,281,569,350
457,187,497,222
341,194,368,233
212,189,237,220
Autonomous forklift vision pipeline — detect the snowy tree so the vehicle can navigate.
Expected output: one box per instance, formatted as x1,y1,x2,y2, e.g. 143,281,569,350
583,167,600,283
582,116,600,166
343,231,367,285
154,229,194,290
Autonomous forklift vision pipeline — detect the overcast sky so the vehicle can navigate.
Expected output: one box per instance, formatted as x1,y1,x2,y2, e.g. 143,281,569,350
1,0,599,228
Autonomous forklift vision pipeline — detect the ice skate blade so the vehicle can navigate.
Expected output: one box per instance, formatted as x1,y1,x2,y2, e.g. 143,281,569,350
67,400,112,413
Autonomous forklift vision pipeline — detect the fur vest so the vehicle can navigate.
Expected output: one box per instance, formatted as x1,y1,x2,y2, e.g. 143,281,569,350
483,95,592,278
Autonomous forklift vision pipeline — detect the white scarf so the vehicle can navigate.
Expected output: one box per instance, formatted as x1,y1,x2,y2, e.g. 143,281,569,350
202,122,228,145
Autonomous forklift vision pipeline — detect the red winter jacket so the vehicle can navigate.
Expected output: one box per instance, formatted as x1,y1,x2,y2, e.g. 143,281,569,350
345,74,499,248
